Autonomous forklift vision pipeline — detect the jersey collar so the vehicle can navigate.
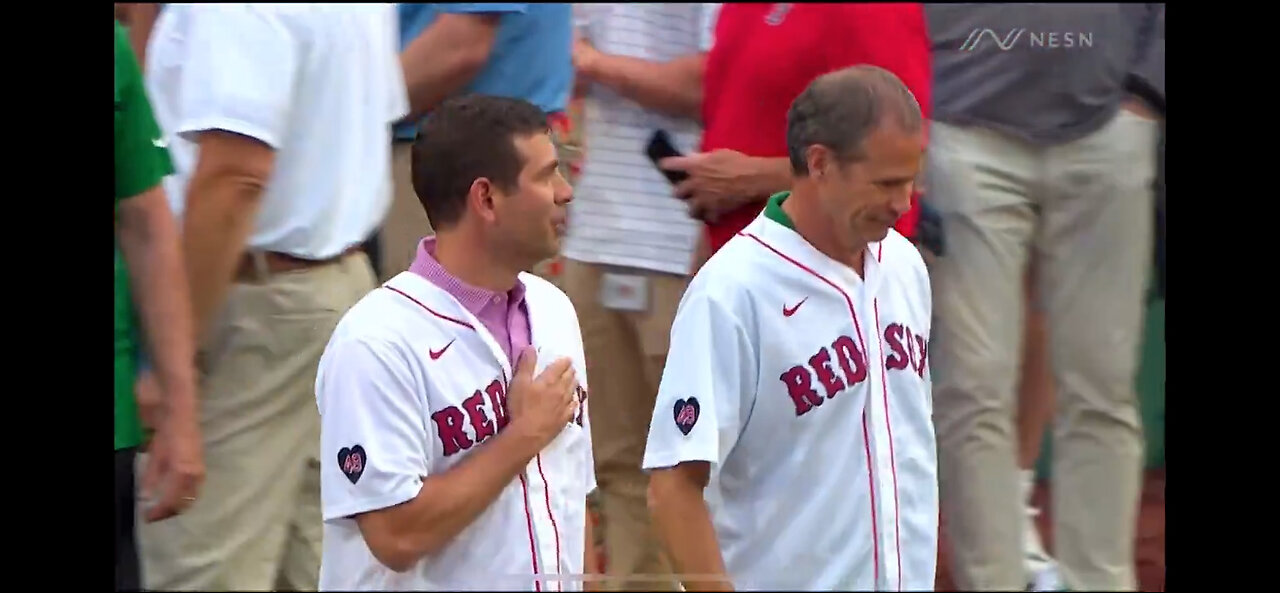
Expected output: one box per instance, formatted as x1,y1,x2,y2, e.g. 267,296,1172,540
383,271,516,381
756,190,883,293
763,191,796,230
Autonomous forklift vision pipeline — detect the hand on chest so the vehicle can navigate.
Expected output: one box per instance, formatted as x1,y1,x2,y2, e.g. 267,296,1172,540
427,345,588,460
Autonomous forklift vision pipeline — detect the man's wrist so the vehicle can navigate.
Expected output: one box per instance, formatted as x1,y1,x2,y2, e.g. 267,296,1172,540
498,420,548,460
581,51,610,86
743,156,790,202
164,388,200,418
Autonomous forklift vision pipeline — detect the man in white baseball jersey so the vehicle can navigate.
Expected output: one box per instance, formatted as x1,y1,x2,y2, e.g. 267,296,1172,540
316,95,598,591
643,66,937,591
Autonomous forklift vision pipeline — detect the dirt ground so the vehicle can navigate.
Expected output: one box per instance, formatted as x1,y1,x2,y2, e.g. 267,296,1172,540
935,469,1167,591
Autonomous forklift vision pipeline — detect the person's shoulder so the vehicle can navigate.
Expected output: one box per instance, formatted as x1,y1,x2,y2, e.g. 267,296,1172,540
878,229,930,287
327,284,428,352
319,289,438,390
679,241,762,321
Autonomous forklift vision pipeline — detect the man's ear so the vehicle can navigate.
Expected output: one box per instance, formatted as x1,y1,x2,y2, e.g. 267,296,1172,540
805,144,832,180
468,178,498,224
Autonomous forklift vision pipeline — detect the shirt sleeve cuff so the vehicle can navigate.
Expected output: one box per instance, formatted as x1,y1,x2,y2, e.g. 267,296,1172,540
641,448,719,472
177,116,284,150
322,481,422,523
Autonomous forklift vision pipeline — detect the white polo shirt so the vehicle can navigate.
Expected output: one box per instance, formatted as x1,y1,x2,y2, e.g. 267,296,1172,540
316,271,596,591
145,4,408,260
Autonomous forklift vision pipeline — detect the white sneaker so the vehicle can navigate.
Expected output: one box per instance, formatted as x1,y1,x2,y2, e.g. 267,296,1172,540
1021,472,1064,591
1023,502,1054,571
1028,564,1066,592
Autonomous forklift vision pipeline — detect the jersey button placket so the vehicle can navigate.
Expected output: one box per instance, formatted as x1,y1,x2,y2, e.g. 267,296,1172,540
867,261,902,593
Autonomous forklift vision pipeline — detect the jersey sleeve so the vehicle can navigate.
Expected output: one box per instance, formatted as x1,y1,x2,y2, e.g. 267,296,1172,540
173,5,300,149
317,337,431,521
114,20,174,203
642,290,756,471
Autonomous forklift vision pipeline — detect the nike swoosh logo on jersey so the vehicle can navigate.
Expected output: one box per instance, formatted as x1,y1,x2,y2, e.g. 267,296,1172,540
783,297,809,317
429,339,456,360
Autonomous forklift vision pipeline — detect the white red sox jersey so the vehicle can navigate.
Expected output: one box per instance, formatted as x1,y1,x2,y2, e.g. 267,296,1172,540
316,271,596,591
642,193,938,591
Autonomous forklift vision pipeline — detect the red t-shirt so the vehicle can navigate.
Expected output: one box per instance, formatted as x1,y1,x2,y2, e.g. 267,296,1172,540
700,3,932,254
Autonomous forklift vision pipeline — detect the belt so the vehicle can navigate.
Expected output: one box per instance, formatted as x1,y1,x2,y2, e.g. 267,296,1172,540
234,245,362,283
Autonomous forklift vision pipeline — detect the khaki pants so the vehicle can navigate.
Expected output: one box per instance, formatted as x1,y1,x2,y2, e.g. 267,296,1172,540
379,143,432,282
927,110,1159,591
138,252,377,591
561,260,687,591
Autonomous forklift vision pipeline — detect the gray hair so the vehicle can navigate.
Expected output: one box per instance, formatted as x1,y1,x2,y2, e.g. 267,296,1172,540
785,65,924,176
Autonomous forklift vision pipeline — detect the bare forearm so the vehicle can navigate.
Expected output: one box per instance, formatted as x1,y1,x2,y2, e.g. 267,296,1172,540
395,425,544,560
585,54,703,121
400,15,497,121
118,187,197,408
181,176,263,340
400,51,485,122
119,3,161,66
743,157,792,201
650,490,731,591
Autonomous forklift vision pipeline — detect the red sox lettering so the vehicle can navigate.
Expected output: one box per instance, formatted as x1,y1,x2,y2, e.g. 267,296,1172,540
779,323,928,416
432,378,588,457
432,378,508,456
883,322,928,379
573,384,587,427
780,335,870,416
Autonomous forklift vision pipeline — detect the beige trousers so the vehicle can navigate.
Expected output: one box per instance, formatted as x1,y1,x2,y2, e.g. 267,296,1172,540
138,253,377,590
927,109,1159,591
561,260,687,591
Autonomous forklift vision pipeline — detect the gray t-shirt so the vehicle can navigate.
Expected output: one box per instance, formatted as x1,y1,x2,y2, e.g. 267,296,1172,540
927,3,1164,145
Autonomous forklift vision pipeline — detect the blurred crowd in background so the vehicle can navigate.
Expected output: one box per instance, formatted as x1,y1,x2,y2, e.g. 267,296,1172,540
113,3,1165,591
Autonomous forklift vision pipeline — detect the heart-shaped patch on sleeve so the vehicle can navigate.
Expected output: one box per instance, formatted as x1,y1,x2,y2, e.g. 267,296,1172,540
337,445,367,484
673,397,700,436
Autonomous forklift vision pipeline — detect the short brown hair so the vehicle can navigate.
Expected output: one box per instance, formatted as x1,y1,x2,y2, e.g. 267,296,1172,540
786,65,924,176
410,95,550,229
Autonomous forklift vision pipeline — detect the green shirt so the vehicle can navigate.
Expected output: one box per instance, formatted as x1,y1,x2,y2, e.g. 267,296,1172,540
114,20,175,450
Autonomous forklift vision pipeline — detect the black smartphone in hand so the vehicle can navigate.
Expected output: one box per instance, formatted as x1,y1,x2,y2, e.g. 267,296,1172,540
645,129,690,186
